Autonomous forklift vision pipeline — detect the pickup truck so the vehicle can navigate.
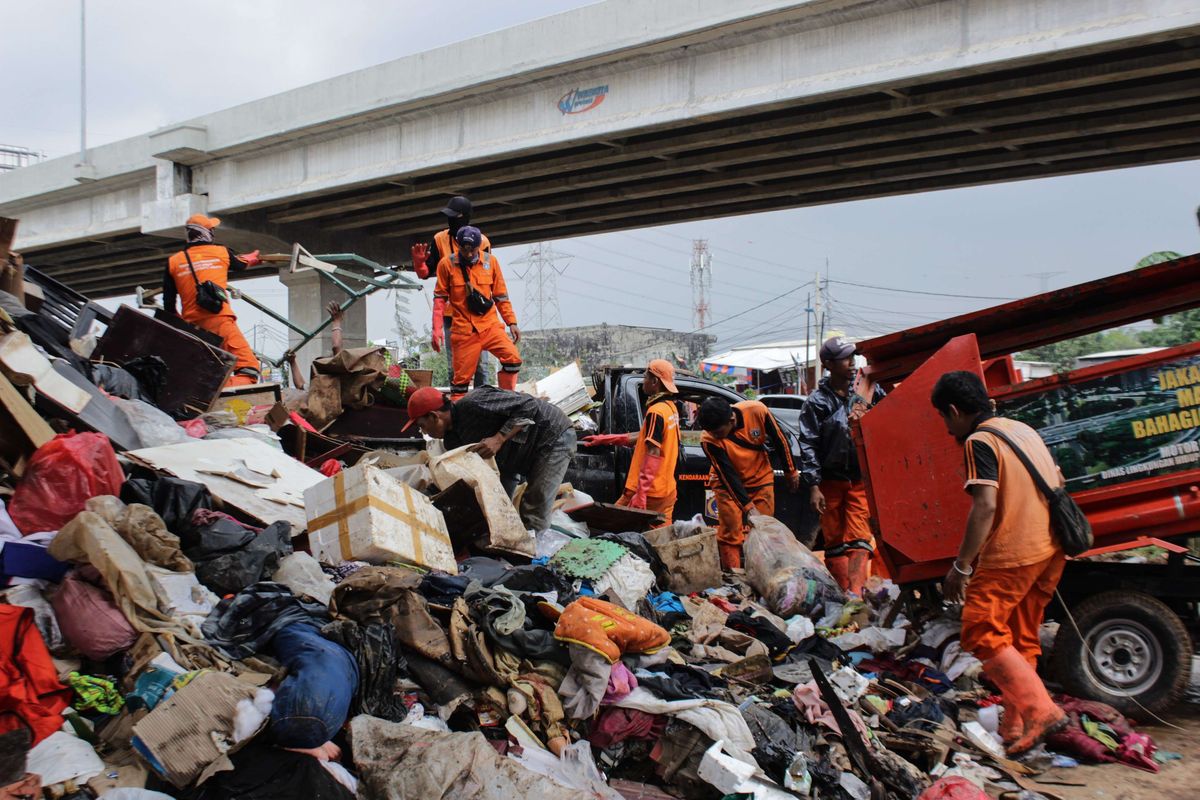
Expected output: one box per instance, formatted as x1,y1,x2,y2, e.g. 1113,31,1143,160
566,367,816,536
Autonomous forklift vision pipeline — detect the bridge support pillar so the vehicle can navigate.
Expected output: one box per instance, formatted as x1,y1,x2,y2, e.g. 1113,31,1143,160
278,264,370,379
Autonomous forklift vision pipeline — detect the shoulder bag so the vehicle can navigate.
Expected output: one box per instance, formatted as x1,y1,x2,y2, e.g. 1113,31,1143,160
977,424,1093,556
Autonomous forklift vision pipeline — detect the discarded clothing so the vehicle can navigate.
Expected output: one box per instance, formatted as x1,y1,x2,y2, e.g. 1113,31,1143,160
0,605,70,745
185,737,353,800
201,582,329,660
329,566,422,625
634,663,727,701
121,476,213,535
589,706,667,750
267,622,358,749
67,672,124,714
349,714,585,800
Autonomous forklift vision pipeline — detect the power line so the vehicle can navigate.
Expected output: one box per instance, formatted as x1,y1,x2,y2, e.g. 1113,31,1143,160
826,278,1015,301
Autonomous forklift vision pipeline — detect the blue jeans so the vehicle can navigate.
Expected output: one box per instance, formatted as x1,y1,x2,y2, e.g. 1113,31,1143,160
268,623,359,748
443,316,490,388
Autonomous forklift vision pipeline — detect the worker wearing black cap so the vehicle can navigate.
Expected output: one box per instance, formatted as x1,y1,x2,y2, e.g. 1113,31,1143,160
797,336,887,596
411,196,492,389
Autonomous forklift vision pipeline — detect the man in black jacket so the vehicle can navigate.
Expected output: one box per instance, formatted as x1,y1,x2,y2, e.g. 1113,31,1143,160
797,336,886,595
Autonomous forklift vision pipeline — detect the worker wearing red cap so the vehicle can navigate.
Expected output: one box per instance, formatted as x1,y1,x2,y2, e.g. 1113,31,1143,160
798,336,886,596
411,196,492,389
407,385,575,532
162,214,264,387
580,360,681,524
698,397,800,569
433,226,521,398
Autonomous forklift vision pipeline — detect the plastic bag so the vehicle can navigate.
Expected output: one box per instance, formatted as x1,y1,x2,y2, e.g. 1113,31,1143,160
9,433,125,535
50,570,139,660
113,398,191,447
509,740,624,800
743,515,844,619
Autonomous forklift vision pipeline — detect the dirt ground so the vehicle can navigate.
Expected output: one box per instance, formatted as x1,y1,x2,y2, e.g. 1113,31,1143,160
1028,662,1200,800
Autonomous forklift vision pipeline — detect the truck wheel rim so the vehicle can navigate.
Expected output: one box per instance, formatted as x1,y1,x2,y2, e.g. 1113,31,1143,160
1084,619,1163,695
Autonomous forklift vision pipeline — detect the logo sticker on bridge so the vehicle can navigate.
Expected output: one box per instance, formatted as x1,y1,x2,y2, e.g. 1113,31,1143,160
558,85,609,115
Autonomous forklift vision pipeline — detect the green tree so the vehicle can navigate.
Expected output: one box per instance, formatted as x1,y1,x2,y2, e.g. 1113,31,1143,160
1017,329,1143,372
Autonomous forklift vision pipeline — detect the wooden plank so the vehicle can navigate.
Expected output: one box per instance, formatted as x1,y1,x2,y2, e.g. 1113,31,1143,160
94,305,234,413
565,501,662,533
0,371,54,477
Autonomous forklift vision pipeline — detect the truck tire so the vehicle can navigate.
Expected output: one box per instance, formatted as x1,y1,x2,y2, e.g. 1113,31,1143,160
1052,591,1191,720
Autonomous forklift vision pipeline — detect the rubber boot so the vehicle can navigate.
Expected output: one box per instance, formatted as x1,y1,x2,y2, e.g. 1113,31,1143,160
825,554,850,592
718,543,742,570
998,702,1024,746
498,369,519,390
983,646,1066,756
846,549,870,597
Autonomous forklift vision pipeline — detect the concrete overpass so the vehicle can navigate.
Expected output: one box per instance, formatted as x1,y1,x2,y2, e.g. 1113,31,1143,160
2,0,1199,298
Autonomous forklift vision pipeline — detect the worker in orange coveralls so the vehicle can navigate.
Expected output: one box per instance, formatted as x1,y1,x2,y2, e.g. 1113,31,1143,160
580,359,681,524
932,369,1067,756
411,196,492,390
433,226,521,398
798,336,888,597
698,397,800,569
162,214,264,386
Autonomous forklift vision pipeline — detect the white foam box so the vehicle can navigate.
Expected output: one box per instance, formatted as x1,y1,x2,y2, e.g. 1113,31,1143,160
303,464,456,573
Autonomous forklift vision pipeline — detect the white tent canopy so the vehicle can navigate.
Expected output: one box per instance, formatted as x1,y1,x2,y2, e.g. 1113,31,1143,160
700,340,819,376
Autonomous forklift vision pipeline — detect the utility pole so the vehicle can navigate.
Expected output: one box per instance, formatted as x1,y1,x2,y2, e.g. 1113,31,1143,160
690,239,712,330
813,269,824,353
510,242,571,330
804,292,812,393
1025,271,1066,293
79,0,87,166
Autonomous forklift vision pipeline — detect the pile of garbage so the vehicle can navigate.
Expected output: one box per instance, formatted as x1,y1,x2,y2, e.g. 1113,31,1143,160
0,250,1177,800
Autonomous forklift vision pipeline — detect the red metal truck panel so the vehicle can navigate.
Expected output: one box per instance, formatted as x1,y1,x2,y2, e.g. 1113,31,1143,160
857,254,1200,385
856,334,985,583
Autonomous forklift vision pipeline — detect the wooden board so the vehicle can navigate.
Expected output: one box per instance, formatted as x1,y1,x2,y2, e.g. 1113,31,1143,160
125,438,325,532
0,371,53,477
94,305,234,414
564,500,663,533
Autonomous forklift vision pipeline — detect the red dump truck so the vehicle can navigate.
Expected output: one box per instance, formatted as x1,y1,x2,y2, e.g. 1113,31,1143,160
853,253,1200,718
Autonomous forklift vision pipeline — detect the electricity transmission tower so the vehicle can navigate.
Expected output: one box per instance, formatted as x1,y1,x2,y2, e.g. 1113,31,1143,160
691,239,712,330
511,243,571,330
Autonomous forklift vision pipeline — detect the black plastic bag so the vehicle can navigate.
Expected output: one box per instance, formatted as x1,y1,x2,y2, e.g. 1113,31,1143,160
186,520,292,597
322,619,408,721
92,363,150,402
121,476,212,534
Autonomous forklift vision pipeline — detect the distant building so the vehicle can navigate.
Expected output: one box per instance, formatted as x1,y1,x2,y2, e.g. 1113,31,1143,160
519,324,716,380
1074,348,1163,368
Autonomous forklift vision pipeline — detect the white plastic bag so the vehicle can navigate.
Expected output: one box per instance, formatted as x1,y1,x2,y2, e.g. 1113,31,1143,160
509,740,624,800
113,398,191,447
273,552,335,605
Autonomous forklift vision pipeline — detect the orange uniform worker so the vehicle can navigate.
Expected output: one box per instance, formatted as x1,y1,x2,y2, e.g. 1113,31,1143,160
411,196,492,389
932,370,1067,756
433,226,521,397
698,397,800,569
798,336,887,596
162,214,264,387
580,360,681,523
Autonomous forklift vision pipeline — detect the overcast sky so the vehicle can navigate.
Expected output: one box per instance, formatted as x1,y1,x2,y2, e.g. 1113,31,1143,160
3,0,1198,357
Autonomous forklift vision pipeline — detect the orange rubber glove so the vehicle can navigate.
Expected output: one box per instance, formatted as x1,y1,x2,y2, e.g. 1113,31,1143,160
629,453,663,510
237,249,262,267
431,297,446,352
411,243,430,279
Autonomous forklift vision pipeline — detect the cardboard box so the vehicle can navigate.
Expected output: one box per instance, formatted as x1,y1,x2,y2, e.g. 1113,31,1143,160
304,464,456,572
131,671,261,788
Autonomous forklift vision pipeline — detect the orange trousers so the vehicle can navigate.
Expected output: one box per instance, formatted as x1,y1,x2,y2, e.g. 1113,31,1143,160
819,479,873,549
450,325,520,394
961,551,1066,663
617,488,676,528
714,484,774,547
190,314,259,387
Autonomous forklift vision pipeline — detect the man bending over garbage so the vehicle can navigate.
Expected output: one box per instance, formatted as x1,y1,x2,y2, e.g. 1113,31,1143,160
931,369,1067,756
407,386,576,532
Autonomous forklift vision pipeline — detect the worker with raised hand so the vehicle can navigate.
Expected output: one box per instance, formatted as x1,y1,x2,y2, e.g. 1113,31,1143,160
433,226,521,398
798,336,886,596
581,360,681,524
698,396,800,569
162,214,264,387
931,370,1067,756
412,196,491,389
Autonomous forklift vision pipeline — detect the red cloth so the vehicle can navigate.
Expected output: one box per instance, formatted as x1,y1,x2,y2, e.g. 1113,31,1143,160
179,418,208,438
319,459,343,477
588,707,666,750
919,777,988,800
0,606,71,745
